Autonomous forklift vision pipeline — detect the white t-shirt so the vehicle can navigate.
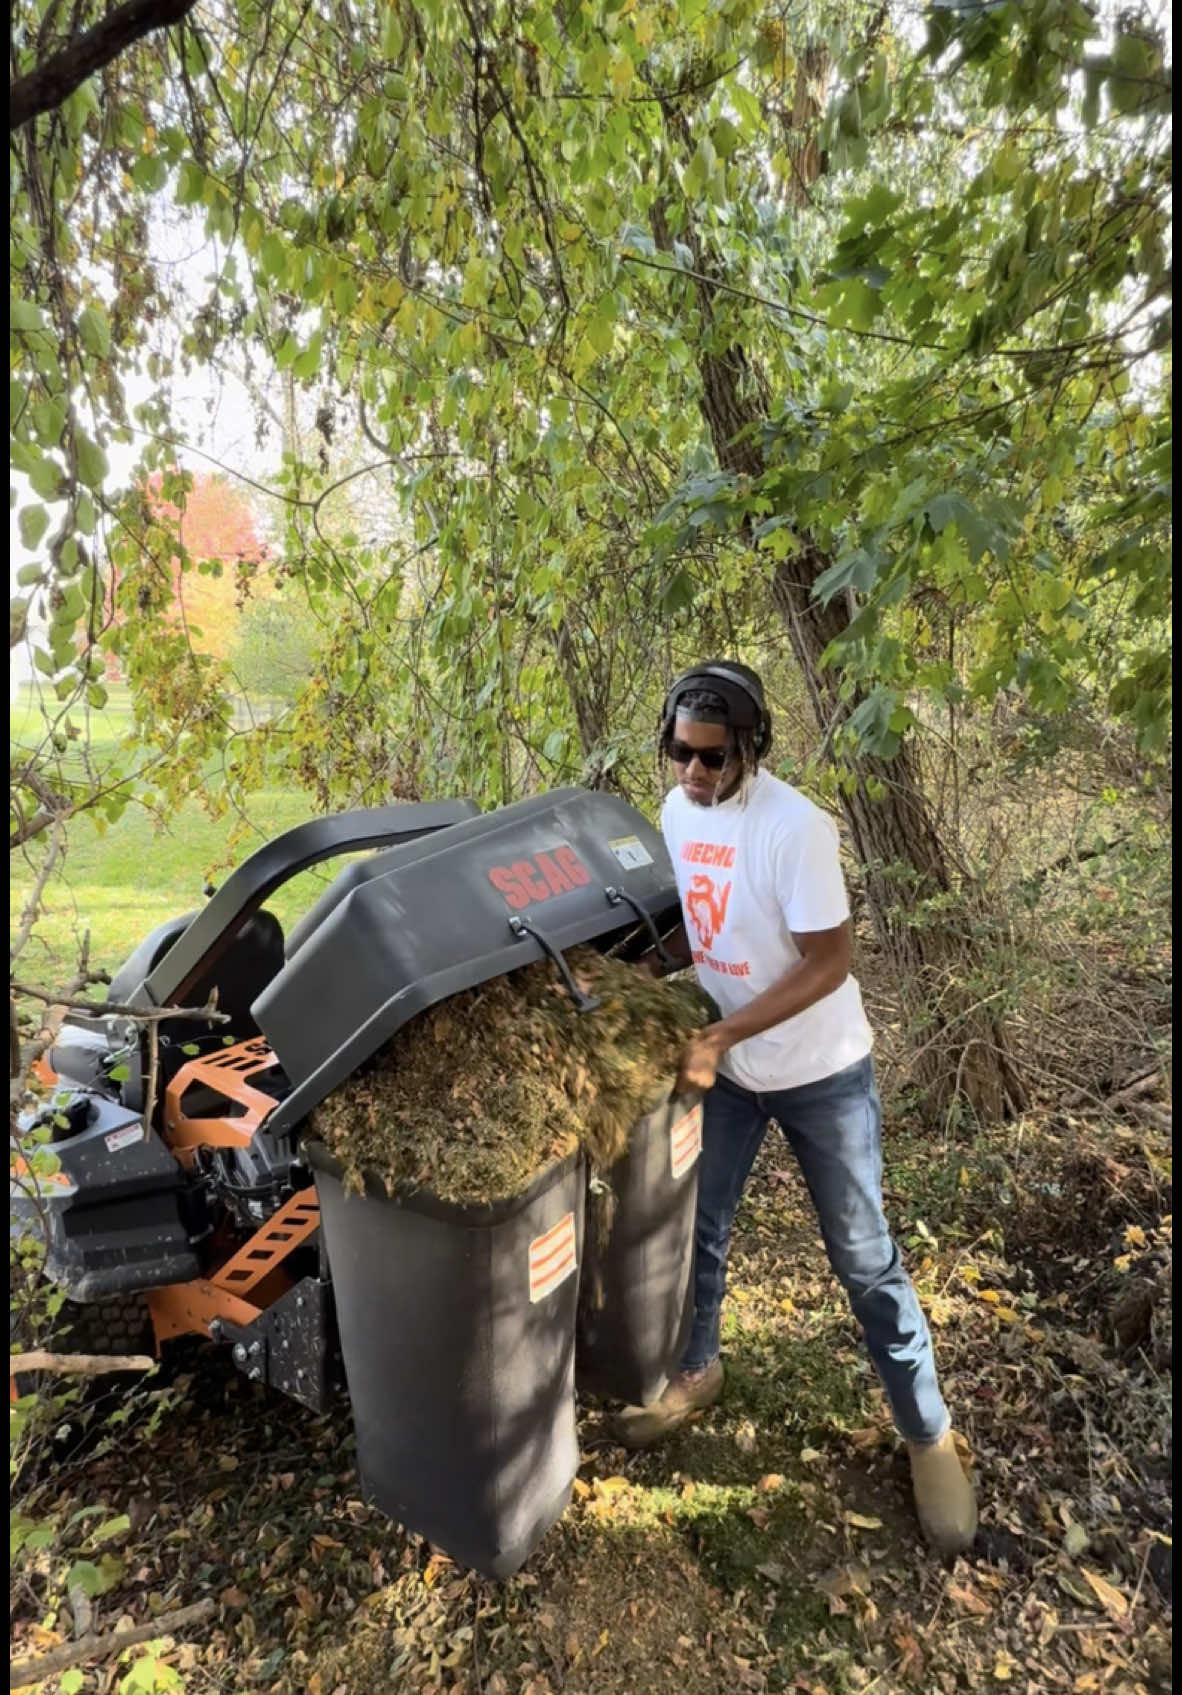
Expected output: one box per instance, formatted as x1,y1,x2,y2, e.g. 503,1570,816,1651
661,768,873,1092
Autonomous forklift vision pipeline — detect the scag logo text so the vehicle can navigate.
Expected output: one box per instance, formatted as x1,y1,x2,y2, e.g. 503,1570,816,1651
488,846,591,911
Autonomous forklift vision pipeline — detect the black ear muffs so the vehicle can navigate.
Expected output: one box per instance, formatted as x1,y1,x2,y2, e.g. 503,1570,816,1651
660,661,773,759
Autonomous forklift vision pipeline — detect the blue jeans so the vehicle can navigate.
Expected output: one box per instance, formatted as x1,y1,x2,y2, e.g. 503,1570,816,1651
681,1055,950,1445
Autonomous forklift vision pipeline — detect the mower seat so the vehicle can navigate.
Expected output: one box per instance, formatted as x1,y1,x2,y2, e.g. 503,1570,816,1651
187,909,286,1026
108,909,286,1030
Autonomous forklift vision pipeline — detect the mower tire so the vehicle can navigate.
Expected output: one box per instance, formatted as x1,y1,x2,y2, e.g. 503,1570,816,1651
57,1292,156,1360
11,1294,156,1400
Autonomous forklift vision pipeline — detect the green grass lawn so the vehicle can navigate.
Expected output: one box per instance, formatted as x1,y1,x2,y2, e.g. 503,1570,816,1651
11,685,356,986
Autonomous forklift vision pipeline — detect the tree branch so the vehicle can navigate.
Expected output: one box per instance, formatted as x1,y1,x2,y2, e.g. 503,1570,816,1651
8,1598,216,1687
10,813,66,963
9,0,199,131
10,983,229,1024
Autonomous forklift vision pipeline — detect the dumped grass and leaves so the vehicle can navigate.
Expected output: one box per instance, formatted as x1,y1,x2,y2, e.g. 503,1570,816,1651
310,950,714,1203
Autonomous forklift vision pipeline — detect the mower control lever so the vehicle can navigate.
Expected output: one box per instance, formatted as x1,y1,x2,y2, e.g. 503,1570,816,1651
507,916,601,1014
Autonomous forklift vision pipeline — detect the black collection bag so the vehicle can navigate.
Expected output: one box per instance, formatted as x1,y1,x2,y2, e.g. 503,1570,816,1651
306,1141,584,1579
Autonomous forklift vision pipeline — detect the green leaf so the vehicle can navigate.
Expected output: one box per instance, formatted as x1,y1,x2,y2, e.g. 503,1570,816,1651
76,436,109,490
291,334,323,381
836,89,862,139
847,687,905,758
131,153,168,192
61,1672,85,1695
660,570,696,615
923,494,1006,562
32,397,67,446
19,505,49,550
813,547,884,604
90,1513,131,1544
29,457,63,500
586,309,614,357
381,6,404,59
66,1559,102,1598
10,298,44,333
992,143,1022,186
819,277,883,332
78,306,111,358
260,232,287,280
120,1655,184,1695
840,185,903,232
712,117,740,158
619,222,656,257
176,160,205,206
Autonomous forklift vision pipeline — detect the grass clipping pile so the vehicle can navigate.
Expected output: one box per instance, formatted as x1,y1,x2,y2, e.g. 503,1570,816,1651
310,947,714,1205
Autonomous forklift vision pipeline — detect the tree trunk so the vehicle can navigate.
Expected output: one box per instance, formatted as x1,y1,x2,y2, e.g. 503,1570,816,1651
770,550,1029,1123
663,67,1028,1124
784,44,831,208
553,620,608,776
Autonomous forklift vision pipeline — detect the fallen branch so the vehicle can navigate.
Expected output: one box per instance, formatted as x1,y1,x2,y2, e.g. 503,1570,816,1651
10,1351,156,1377
8,1597,215,1687
1019,832,1132,893
1106,1070,1164,1108
1062,1067,1165,1111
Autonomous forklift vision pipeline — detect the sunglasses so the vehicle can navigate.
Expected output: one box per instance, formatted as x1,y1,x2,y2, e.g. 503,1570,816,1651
668,739,730,770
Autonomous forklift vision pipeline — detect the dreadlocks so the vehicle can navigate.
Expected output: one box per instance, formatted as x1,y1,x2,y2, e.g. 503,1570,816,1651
661,687,763,804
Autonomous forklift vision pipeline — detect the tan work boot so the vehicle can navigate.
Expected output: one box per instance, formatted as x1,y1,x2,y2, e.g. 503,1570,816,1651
612,1359,724,1449
908,1429,978,1558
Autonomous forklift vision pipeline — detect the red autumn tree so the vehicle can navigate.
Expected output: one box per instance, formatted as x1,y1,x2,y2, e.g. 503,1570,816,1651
102,472,270,678
145,470,270,659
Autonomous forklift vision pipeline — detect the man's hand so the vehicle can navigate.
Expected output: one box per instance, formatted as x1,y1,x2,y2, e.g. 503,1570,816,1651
634,922,693,980
675,1025,729,1096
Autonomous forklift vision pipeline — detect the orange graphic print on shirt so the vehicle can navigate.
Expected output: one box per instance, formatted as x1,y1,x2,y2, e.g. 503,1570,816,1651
685,873,732,949
680,839,751,977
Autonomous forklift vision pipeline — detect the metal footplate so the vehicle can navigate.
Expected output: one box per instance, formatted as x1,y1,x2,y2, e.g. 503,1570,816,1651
210,1275,336,1413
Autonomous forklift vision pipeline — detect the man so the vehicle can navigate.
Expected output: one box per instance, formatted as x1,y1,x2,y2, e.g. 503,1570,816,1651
617,659,977,1559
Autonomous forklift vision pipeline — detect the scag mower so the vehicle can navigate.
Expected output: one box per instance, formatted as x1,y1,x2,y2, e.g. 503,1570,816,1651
12,791,698,1573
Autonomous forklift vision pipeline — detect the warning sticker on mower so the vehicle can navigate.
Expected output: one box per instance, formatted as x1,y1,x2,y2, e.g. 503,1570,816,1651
105,1125,144,1153
528,1212,577,1304
609,835,654,871
670,1104,703,1181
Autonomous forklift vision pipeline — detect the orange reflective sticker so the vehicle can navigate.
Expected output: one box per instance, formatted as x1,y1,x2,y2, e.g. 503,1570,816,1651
528,1211,577,1304
670,1103,703,1181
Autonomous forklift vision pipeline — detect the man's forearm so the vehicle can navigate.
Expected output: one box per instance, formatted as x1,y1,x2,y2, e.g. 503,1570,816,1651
709,954,848,1051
